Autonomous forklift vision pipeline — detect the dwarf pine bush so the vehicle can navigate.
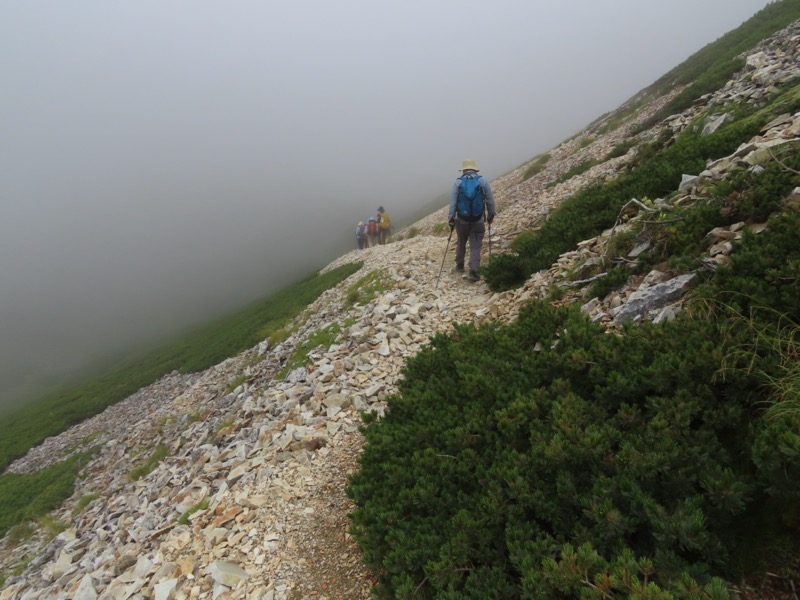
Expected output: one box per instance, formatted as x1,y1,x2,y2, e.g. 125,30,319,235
347,300,800,598
483,105,774,291
719,212,800,315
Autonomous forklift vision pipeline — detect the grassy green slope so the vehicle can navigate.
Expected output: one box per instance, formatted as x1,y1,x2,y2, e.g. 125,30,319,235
0,262,361,473
646,0,800,122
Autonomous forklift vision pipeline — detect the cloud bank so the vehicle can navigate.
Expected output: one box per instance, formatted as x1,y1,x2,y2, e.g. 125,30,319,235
0,0,775,412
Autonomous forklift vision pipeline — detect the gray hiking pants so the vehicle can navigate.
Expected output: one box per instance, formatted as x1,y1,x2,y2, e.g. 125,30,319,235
454,218,485,273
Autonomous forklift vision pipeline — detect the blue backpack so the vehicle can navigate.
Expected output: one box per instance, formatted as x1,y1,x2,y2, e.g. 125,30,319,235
456,173,485,222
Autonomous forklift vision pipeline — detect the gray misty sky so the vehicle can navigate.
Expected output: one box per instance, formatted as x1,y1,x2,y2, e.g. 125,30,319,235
0,0,775,412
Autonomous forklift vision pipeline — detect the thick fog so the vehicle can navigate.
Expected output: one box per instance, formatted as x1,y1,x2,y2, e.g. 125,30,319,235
0,0,774,413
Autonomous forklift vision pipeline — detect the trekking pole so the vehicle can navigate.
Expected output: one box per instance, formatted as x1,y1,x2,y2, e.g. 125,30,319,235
485,206,492,259
436,228,454,289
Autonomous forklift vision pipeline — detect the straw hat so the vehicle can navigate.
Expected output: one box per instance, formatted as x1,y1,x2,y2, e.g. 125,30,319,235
461,159,479,172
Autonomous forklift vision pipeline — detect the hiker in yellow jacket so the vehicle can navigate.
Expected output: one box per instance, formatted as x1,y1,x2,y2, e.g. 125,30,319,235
377,206,391,245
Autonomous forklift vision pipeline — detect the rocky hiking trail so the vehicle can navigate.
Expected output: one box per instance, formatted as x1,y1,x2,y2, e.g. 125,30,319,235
0,238,529,600
3,21,800,599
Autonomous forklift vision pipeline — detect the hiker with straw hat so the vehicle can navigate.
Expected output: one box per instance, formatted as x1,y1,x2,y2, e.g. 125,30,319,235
447,159,496,282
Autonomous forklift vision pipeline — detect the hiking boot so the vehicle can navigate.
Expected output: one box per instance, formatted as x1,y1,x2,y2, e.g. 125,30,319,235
454,263,464,273
468,270,480,282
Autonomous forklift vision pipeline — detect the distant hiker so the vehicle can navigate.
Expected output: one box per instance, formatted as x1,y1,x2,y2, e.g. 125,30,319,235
448,159,496,282
377,206,391,245
356,221,367,250
367,217,380,248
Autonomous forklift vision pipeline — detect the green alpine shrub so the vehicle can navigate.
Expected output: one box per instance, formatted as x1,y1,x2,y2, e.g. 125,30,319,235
484,114,767,291
704,210,800,329
586,265,631,299
347,301,792,599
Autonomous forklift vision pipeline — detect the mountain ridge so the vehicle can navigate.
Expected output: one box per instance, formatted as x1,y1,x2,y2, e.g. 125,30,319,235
2,14,800,600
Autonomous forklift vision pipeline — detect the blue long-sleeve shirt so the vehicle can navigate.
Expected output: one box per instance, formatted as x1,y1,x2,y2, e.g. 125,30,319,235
448,171,496,221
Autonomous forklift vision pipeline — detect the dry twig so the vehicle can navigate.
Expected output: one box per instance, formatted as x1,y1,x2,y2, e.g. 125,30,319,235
768,144,800,176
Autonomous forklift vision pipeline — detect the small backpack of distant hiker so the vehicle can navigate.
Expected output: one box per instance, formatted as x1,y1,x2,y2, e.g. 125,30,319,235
456,173,485,222
368,219,379,236
357,223,367,240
